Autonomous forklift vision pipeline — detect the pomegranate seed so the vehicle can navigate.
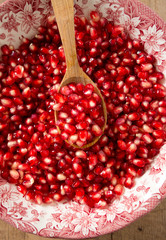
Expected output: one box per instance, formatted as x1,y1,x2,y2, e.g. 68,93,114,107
1,98,13,107
57,174,66,181
117,140,127,150
141,63,153,71
124,176,134,188
92,124,103,137
75,150,87,159
23,174,34,188
132,159,145,168
90,11,100,22
113,184,124,195
9,170,20,180
142,133,153,144
73,163,83,178
127,166,137,177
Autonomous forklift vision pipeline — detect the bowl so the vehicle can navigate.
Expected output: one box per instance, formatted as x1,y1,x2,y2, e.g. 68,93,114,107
0,0,166,238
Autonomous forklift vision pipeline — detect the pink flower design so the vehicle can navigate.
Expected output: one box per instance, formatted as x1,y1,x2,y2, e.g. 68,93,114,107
16,3,42,34
39,0,52,15
119,15,141,39
121,194,139,212
104,3,124,24
149,167,162,176
59,210,76,229
8,202,27,217
136,185,150,194
82,0,89,4
141,25,165,53
96,199,124,223
31,209,46,219
94,1,124,24
148,166,162,183
153,146,166,169
0,186,20,205
153,48,166,65
71,210,100,236
0,33,6,40
1,11,20,32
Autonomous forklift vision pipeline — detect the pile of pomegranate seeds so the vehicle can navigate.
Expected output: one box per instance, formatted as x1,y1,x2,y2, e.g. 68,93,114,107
53,83,104,147
0,11,166,208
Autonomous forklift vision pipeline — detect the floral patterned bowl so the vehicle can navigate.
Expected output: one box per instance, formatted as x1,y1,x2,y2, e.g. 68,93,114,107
0,0,166,239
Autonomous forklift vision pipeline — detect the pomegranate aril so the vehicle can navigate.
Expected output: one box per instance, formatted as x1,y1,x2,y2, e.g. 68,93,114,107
1,98,13,107
64,124,76,134
142,133,153,144
67,134,78,144
78,130,88,142
9,170,20,180
1,44,12,55
117,140,127,150
92,124,103,137
127,166,137,177
73,163,83,178
23,174,35,188
113,184,124,195
17,185,27,195
158,107,166,116
152,130,165,138
132,159,145,168
90,11,100,22
124,176,134,188
75,150,87,159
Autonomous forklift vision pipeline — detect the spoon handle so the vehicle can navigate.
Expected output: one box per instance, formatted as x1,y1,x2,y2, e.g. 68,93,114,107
51,0,79,71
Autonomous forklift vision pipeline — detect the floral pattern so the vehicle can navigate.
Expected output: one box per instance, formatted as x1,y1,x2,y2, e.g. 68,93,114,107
1,11,20,32
141,25,165,53
39,0,52,16
0,185,20,205
71,211,99,236
16,3,42,34
119,15,141,39
0,0,166,239
8,202,28,217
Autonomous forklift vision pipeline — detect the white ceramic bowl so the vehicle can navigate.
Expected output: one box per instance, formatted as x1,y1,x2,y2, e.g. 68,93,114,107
0,0,166,238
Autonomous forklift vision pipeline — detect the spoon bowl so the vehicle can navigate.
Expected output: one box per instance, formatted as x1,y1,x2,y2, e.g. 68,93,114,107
54,75,107,149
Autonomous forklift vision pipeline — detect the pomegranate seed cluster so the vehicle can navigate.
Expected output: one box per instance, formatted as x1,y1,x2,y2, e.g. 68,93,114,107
53,83,104,147
0,11,166,208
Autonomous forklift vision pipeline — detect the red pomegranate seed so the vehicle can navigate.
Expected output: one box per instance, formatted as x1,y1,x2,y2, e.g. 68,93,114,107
14,65,24,78
132,159,145,168
124,176,134,188
75,150,87,159
23,174,35,188
1,98,13,107
113,184,124,195
90,11,100,22
9,170,20,180
92,124,103,136
141,63,153,71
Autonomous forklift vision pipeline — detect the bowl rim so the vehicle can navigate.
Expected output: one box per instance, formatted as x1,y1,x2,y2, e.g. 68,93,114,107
0,0,166,238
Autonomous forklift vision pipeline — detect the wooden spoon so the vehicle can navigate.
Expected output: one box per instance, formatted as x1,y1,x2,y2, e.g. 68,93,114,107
51,0,107,149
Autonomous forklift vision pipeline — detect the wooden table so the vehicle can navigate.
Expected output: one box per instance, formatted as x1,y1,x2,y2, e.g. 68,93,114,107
0,0,166,239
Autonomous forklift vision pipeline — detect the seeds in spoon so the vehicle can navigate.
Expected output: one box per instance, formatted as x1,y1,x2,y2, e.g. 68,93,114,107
52,83,104,147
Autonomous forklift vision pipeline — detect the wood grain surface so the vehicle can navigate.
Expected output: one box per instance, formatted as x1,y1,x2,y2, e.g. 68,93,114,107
0,0,166,240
